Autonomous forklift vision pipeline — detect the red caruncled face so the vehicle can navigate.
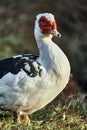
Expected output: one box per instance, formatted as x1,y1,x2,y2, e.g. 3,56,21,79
38,16,57,34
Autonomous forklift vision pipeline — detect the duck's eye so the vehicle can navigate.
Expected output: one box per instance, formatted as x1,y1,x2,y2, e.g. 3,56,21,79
41,18,45,23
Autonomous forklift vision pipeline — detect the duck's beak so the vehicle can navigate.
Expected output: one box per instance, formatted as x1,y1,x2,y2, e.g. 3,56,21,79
51,29,61,38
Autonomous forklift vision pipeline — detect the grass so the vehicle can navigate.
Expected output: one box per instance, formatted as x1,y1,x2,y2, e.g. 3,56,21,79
0,92,87,130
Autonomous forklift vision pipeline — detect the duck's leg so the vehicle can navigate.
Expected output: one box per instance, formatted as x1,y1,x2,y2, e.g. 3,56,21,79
13,112,30,124
21,114,30,125
13,111,21,123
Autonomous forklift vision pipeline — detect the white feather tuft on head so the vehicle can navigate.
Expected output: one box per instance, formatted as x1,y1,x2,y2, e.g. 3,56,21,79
36,13,55,21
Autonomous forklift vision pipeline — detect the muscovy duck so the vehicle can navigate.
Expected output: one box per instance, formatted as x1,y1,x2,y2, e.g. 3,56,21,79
0,13,70,123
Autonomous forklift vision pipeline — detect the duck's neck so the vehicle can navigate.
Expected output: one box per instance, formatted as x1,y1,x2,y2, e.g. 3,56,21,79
36,36,52,68
36,35,70,78
36,36,61,70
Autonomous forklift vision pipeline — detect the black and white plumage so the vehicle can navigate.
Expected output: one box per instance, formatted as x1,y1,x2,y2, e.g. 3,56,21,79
0,13,70,123
0,54,41,78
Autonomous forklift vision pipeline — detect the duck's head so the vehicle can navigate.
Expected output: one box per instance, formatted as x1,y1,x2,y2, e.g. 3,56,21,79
34,13,61,40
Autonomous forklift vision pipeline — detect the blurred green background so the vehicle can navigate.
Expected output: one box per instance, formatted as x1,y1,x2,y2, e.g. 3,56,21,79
0,0,87,91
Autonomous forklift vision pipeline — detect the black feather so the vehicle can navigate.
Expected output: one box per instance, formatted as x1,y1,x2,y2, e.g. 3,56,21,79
0,54,41,78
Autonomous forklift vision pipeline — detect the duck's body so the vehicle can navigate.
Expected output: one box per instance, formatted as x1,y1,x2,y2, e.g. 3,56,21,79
0,13,70,122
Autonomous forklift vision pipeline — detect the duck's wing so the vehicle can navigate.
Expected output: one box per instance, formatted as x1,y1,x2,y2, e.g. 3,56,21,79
0,54,43,111
0,54,42,79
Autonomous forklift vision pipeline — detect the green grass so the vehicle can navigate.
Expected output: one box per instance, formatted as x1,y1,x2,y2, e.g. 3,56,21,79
0,93,87,130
